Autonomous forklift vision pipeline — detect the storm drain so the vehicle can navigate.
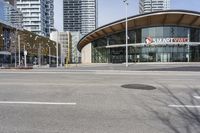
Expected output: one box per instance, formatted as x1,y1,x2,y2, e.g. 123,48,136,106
121,84,156,90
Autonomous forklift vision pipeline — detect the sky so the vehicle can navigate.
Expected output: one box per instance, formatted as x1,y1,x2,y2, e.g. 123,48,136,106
54,0,200,32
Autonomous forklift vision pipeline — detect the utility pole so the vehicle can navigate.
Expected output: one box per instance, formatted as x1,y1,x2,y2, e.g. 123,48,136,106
123,0,129,67
18,35,20,66
38,43,41,67
24,45,27,67
56,32,59,68
187,29,190,62
49,46,51,66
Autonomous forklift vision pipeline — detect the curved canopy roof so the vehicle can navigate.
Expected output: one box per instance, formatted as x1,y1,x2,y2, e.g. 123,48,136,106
77,10,200,51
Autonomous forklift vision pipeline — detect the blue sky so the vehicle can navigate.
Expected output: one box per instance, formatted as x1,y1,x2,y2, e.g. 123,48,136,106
54,0,200,32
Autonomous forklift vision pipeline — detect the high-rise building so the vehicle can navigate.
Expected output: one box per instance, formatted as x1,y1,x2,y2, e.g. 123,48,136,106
71,31,81,63
16,0,54,37
50,31,72,65
0,0,23,29
5,0,16,6
46,0,54,33
139,0,170,14
63,0,97,35
0,0,8,24
0,0,23,64
4,1,23,29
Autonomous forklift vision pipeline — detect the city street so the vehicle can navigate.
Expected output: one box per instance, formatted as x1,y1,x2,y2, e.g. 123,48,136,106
0,66,200,133
1,0,200,132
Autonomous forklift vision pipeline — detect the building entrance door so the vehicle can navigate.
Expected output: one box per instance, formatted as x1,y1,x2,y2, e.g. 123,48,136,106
110,48,125,63
161,53,170,62
148,52,156,62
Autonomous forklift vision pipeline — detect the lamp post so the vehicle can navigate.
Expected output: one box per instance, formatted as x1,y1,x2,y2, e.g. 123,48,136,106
13,29,17,68
56,32,59,68
187,29,190,62
47,44,51,66
123,0,129,67
24,45,27,67
52,43,58,68
38,43,41,67
34,36,41,67
0,34,3,67
18,35,20,66
13,40,17,68
10,31,17,68
49,46,51,66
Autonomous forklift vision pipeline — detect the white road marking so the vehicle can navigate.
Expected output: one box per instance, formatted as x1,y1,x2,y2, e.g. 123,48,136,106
168,105,200,108
193,96,200,99
0,101,76,105
0,70,200,76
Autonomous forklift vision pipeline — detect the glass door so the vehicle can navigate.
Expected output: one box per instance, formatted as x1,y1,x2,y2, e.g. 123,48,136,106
161,53,170,62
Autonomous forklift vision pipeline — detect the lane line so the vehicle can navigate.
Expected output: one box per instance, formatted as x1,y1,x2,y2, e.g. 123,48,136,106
0,101,76,105
193,96,200,99
168,105,200,108
0,71,200,76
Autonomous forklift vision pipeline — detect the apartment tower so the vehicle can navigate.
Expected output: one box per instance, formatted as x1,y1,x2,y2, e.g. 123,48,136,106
63,0,97,35
16,0,54,36
139,0,170,14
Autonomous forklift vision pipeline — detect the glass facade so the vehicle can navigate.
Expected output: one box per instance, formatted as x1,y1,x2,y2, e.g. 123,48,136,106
0,23,60,67
16,0,53,36
63,0,97,35
92,26,200,63
139,0,170,14
0,0,6,23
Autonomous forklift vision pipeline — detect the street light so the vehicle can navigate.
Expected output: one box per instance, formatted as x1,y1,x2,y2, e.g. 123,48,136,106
56,32,59,68
187,29,190,62
16,29,24,67
123,0,129,67
24,44,27,67
13,29,19,68
34,36,38,41
9,32,17,68
12,39,17,68
18,34,20,67
34,36,41,67
38,43,41,67
47,43,51,67
0,34,3,67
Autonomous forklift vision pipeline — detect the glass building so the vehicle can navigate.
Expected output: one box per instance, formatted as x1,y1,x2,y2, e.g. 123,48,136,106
139,0,170,14
50,31,72,65
4,2,23,29
0,0,6,23
78,10,200,63
16,0,54,37
63,0,98,35
0,0,59,67
0,26,60,67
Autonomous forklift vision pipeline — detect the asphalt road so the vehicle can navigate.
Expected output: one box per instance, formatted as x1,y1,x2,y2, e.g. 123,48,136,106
0,69,200,133
66,63,200,71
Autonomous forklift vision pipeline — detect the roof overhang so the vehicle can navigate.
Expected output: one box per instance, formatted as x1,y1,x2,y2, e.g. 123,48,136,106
77,10,200,52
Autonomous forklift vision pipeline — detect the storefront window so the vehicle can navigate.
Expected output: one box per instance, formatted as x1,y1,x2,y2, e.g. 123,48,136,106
190,28,200,42
142,26,189,42
91,26,200,63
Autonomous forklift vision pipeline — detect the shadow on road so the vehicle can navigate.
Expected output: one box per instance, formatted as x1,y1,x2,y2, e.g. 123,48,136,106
143,85,200,133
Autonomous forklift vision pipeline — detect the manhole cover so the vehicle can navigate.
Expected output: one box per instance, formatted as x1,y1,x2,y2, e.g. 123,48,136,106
121,84,156,90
